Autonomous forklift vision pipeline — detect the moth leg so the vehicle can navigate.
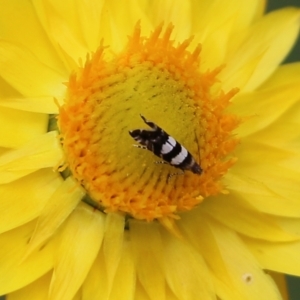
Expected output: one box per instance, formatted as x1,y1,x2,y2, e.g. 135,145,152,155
133,144,147,150
167,170,185,183
154,160,168,165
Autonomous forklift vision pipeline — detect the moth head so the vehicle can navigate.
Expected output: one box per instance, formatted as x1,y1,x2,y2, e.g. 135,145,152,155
191,163,202,175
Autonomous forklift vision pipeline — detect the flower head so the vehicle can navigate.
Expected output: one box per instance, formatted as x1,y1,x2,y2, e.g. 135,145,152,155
58,22,239,223
0,1,300,300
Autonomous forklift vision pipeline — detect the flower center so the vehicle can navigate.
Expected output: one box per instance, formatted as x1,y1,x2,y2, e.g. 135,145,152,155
58,23,239,221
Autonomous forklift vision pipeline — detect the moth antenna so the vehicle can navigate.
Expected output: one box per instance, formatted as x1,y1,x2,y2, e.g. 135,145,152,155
140,114,146,123
194,127,202,173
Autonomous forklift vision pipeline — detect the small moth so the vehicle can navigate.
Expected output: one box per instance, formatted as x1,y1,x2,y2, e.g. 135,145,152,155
129,115,202,179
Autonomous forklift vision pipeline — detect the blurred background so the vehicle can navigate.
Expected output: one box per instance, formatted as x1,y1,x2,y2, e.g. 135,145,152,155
0,0,299,300
268,0,300,64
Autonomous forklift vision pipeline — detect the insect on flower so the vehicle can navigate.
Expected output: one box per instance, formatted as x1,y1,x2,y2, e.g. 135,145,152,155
129,114,202,180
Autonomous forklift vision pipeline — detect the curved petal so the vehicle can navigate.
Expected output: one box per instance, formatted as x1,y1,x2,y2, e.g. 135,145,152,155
71,0,106,51
83,234,136,300
191,0,265,34
231,62,300,137
24,177,85,258
0,131,63,183
226,0,266,53
189,0,265,70
270,272,289,300
0,168,61,234
101,213,125,295
259,62,300,90
81,213,125,299
147,0,192,41
0,0,66,74
99,0,153,54
244,236,300,276
32,0,89,66
160,228,216,300
235,138,300,170
49,204,105,300
231,83,300,138
0,96,59,114
277,217,300,237
192,0,246,69
0,41,66,98
130,221,165,300
231,138,300,218
221,8,300,92
225,171,300,218
0,106,48,148
247,102,300,158
202,195,299,242
8,272,51,300
0,221,54,295
180,213,282,300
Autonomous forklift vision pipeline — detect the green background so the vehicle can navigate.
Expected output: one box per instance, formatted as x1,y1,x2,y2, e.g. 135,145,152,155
0,0,299,299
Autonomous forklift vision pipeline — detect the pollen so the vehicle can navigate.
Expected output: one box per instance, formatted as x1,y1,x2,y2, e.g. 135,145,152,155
58,23,240,221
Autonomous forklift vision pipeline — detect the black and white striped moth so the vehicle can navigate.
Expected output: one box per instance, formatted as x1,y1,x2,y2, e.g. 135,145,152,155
129,115,202,179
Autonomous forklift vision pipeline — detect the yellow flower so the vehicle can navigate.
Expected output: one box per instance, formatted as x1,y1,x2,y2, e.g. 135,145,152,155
0,1,299,300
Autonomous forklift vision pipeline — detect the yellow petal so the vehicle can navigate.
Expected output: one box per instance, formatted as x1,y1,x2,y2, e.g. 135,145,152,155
180,214,282,300
72,0,105,51
221,8,300,92
233,149,300,212
247,104,300,157
226,0,265,52
134,281,152,300
269,272,289,300
81,213,125,299
235,138,300,174
0,131,63,183
161,228,216,300
99,1,152,53
72,290,82,300
277,217,300,237
0,96,59,114
0,74,52,132
147,0,192,41
230,80,300,137
242,136,300,174
190,0,264,69
130,221,166,300
0,168,61,234
102,213,125,293
0,221,54,295
244,236,300,276
180,213,239,300
202,195,299,242
49,204,105,300
0,106,48,148
259,61,300,90
0,0,66,74
32,0,89,65
106,235,136,300
25,177,84,258
0,41,66,98
81,247,107,299
225,172,300,218
192,0,243,69
8,272,51,300
254,127,300,177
